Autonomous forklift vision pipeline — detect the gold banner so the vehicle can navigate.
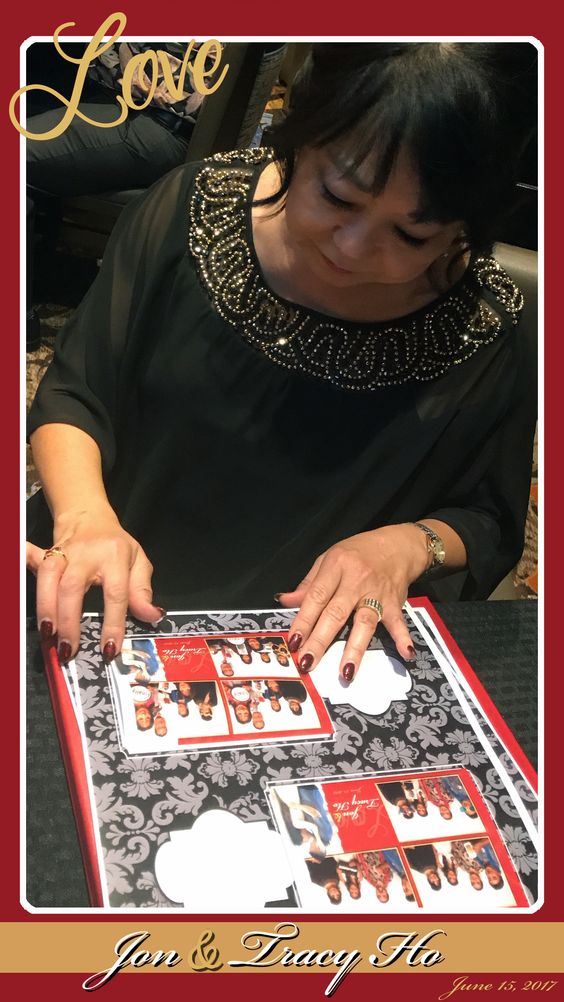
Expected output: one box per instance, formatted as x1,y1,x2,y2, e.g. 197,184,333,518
0,922,561,978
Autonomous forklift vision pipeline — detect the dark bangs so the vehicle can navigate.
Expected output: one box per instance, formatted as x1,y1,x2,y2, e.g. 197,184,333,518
264,43,537,254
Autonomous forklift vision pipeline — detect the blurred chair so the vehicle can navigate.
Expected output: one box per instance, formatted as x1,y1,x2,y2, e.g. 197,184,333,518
55,42,286,260
490,241,538,601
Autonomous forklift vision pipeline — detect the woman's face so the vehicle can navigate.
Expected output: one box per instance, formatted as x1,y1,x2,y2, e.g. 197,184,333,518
470,871,483,891
283,145,463,289
235,704,251,723
154,714,167,736
135,706,153,730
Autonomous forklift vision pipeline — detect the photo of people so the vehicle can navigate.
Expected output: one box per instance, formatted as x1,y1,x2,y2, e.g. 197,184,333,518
112,670,230,753
376,774,484,840
403,838,517,910
293,848,419,912
355,848,417,907
117,637,167,682
269,784,418,911
267,770,526,911
304,855,360,907
273,783,343,859
223,678,321,733
206,635,297,678
108,631,333,754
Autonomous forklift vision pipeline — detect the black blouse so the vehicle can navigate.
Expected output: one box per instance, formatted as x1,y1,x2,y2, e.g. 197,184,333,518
27,150,537,610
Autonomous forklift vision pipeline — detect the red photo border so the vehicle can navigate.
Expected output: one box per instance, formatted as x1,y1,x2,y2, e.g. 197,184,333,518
13,3,556,996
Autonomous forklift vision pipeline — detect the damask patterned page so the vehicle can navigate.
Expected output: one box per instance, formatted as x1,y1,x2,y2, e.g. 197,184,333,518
41,605,539,911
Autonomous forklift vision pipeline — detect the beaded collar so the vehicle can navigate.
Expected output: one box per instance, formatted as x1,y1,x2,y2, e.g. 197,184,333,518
188,148,524,391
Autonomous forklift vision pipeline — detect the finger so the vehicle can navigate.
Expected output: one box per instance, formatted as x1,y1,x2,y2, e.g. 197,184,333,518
100,563,131,664
35,547,68,641
277,553,325,609
26,541,45,574
284,560,343,668
128,549,165,624
56,565,90,662
338,603,383,682
382,602,416,662
294,583,359,674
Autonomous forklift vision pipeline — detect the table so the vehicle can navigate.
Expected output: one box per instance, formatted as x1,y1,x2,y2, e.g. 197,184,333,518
25,599,538,908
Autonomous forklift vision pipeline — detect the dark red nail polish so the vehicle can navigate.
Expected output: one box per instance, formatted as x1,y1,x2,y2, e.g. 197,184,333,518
407,644,417,661
58,641,72,663
39,619,53,642
343,662,355,682
103,640,117,664
288,632,302,653
299,653,314,673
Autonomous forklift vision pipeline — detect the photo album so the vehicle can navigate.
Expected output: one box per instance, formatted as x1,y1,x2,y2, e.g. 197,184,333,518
39,600,539,912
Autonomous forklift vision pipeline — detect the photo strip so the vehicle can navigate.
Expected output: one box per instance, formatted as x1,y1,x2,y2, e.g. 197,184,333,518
108,632,334,754
267,769,527,912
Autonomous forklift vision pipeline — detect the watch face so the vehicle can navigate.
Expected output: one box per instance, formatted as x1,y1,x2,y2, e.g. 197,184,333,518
432,540,446,565
415,523,445,567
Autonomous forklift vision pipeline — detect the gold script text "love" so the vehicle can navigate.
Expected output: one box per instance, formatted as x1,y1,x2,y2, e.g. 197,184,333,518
9,12,228,140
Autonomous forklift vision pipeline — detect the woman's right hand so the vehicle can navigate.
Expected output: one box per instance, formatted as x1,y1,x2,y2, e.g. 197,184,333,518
26,507,164,664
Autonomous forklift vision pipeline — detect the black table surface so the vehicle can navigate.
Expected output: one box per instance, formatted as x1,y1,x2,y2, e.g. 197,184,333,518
25,599,538,909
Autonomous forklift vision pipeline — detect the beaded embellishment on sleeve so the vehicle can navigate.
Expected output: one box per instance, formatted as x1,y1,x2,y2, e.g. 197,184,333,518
188,148,524,391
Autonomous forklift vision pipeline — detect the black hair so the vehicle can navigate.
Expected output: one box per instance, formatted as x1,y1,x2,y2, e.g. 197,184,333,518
261,42,537,255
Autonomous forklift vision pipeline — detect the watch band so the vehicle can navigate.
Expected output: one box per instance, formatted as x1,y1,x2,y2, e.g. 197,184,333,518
413,522,446,571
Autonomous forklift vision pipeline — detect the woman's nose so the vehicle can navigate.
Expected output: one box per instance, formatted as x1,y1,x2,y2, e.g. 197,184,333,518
332,220,376,261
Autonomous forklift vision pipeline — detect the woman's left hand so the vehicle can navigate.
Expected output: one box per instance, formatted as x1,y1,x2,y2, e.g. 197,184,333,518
277,524,431,681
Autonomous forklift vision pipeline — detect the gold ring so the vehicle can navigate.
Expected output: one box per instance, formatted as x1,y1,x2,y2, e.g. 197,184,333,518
43,546,68,563
356,597,383,620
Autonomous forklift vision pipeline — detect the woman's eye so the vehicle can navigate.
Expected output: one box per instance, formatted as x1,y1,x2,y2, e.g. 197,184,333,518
321,184,352,209
395,226,429,248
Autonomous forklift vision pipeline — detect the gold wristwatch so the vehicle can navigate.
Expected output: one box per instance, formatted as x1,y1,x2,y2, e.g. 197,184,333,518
414,522,446,572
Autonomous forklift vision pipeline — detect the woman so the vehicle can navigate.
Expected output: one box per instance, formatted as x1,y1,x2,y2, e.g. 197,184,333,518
26,43,537,683
355,850,393,903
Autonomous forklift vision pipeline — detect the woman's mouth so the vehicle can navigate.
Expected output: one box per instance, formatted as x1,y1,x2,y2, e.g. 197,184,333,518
318,249,354,274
